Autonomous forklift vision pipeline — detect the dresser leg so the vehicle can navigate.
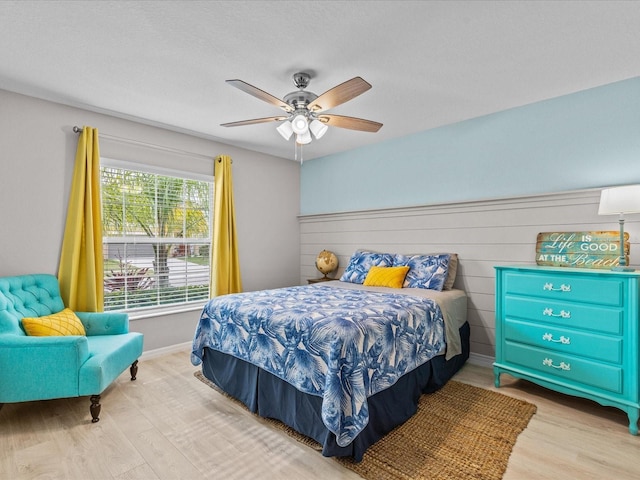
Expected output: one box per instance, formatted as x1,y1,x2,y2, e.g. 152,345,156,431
494,369,501,388
627,409,639,435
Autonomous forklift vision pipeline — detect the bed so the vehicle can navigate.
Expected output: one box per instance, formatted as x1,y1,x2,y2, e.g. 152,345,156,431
191,251,469,461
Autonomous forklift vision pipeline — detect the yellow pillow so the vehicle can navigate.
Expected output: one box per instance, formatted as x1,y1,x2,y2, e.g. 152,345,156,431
363,265,410,289
21,308,86,336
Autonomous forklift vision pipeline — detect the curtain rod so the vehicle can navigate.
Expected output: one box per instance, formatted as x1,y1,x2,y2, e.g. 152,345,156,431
72,126,214,162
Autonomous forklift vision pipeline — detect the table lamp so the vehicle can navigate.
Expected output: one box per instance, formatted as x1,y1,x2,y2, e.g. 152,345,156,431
598,185,640,271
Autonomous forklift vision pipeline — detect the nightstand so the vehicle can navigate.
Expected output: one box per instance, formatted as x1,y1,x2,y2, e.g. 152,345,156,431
307,277,336,284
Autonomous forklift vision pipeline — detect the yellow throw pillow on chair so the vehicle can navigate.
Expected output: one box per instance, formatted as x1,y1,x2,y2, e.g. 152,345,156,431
21,308,86,336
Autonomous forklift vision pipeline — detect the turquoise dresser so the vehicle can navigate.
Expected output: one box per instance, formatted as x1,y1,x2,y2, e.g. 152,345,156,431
494,265,640,435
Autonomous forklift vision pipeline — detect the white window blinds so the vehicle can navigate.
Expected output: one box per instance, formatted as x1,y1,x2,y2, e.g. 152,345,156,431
101,164,213,312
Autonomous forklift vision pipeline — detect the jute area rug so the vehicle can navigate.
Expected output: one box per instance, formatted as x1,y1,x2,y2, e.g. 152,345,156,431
194,371,536,480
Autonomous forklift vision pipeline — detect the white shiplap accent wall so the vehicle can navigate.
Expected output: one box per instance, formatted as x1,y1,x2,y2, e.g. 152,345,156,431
299,188,640,360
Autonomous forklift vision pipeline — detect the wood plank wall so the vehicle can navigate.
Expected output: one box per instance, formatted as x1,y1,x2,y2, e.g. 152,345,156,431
299,188,640,363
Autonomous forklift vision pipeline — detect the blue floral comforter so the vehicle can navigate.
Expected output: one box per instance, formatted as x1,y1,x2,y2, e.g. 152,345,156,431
191,285,446,447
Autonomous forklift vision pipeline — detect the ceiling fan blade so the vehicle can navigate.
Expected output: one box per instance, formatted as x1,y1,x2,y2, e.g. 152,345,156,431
226,79,293,112
221,116,288,127
307,77,372,113
318,114,383,132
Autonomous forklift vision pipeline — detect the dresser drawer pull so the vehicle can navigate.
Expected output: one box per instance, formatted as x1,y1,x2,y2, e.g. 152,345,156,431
543,282,571,292
543,358,571,371
542,332,571,344
543,308,571,318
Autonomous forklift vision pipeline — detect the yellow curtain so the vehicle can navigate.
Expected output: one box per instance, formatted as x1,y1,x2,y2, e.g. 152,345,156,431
58,126,104,312
210,155,242,296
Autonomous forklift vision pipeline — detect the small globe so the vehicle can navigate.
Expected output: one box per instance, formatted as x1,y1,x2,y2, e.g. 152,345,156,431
315,250,339,277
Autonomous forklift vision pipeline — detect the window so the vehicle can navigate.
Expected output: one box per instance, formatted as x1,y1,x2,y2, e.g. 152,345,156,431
100,162,213,312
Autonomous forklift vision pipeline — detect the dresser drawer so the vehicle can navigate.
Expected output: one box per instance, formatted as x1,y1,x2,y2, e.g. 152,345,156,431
504,342,623,394
503,272,624,306
505,318,623,364
504,296,624,335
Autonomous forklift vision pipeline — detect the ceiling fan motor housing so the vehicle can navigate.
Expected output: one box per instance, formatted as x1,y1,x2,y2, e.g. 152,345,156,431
283,90,317,111
283,72,317,114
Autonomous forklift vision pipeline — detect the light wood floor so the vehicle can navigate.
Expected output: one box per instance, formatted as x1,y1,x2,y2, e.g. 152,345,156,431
1,347,638,479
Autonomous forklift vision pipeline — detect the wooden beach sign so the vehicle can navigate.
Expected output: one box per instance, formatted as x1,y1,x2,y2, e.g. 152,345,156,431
536,231,629,269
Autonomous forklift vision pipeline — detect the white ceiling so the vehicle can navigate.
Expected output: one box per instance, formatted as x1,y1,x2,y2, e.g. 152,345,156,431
2,1,640,161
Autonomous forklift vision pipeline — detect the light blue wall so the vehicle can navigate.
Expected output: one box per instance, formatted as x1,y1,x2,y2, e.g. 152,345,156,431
301,77,640,215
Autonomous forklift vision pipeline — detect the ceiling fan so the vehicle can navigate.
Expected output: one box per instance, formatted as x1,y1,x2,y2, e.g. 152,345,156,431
221,72,383,145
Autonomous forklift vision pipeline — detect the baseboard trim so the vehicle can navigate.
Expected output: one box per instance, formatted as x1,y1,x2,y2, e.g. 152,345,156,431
468,352,494,368
140,341,191,361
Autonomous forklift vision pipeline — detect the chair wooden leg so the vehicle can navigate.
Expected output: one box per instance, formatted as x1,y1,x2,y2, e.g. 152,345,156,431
90,395,101,423
130,360,138,381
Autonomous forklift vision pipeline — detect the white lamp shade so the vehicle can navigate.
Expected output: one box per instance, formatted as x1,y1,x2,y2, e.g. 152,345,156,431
276,121,293,140
296,130,312,145
309,119,328,139
291,114,309,135
598,185,640,215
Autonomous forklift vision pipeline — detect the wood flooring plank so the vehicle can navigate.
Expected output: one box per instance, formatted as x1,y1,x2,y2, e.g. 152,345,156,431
12,439,67,479
1,346,639,479
115,462,161,480
128,427,204,479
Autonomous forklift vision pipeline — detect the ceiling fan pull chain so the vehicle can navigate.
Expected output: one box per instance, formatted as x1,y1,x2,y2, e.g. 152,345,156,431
293,142,304,164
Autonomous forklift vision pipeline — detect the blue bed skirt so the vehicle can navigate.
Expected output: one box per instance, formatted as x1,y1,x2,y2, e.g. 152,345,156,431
201,321,470,462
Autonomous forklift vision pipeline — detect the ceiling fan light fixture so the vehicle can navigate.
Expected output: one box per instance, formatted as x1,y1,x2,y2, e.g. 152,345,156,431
309,119,328,139
291,114,309,135
276,120,293,140
296,130,312,145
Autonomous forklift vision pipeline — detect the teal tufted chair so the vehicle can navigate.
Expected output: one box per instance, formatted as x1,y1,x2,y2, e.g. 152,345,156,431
0,274,143,422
